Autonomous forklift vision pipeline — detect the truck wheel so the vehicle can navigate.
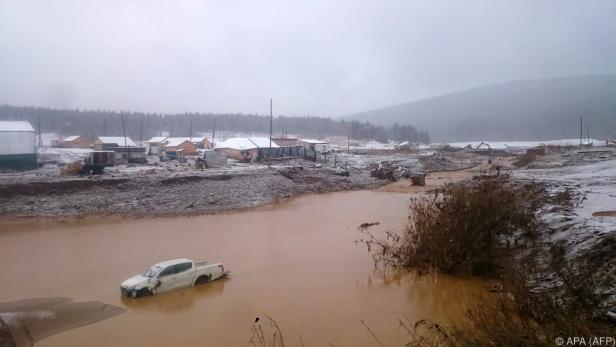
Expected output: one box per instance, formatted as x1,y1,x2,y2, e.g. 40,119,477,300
195,275,210,285
130,290,138,298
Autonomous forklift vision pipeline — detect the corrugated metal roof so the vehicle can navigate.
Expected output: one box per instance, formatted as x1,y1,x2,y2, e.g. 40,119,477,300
165,137,192,147
299,138,328,144
191,136,210,143
145,136,167,143
0,121,35,132
97,136,137,147
249,137,279,148
215,137,279,150
64,135,81,142
215,138,256,150
150,137,208,146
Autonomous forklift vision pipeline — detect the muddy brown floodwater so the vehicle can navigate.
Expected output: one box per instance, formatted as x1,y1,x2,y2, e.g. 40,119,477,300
0,190,486,347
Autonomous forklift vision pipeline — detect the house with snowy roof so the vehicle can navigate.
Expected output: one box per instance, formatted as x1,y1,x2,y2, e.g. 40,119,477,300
214,137,278,161
93,136,137,150
52,135,90,148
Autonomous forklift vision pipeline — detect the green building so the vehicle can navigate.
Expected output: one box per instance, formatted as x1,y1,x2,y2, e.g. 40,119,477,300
0,121,38,171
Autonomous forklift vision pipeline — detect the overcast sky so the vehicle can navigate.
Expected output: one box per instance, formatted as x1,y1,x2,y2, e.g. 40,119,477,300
1,0,615,116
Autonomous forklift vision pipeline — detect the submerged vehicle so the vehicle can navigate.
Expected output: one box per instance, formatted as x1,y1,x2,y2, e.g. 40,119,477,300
120,258,227,298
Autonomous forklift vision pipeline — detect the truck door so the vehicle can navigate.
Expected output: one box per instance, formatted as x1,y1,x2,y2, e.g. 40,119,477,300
174,262,195,289
156,265,178,293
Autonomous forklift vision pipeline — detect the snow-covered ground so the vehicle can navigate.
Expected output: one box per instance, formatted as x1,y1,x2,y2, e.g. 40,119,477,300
446,138,604,150
514,159,616,255
38,147,92,164
351,140,395,150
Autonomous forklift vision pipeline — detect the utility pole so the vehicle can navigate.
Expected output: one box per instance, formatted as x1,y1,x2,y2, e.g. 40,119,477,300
37,115,42,148
121,112,127,147
580,115,583,146
189,117,193,143
269,98,273,148
211,117,217,148
347,127,350,153
587,125,590,145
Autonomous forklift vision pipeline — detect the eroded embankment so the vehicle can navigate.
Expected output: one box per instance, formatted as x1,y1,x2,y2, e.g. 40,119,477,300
0,166,383,221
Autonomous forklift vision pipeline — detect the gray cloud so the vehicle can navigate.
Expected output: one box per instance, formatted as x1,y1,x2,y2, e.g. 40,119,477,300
1,0,615,116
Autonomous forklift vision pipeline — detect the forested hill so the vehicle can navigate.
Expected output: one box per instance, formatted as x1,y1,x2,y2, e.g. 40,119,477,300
345,75,616,142
0,105,429,143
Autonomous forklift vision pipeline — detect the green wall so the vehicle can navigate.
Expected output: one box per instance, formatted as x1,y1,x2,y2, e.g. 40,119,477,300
0,153,38,171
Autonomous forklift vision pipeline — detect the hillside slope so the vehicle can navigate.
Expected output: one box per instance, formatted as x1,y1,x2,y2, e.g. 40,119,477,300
346,75,616,142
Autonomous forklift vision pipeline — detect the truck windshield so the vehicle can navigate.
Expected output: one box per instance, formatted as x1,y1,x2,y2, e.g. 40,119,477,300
143,265,163,278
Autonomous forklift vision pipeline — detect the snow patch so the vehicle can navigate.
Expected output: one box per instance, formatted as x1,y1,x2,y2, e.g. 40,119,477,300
446,138,603,150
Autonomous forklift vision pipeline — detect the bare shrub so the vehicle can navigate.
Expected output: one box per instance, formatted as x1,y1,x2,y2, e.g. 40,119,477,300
363,176,544,277
395,246,614,347
360,175,614,346
451,249,613,346
399,318,456,347
248,314,285,347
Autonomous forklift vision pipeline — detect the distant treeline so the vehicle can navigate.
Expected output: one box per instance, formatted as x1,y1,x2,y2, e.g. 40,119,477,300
0,105,430,143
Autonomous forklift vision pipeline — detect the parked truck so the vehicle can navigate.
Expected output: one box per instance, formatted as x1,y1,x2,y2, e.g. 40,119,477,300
120,258,227,298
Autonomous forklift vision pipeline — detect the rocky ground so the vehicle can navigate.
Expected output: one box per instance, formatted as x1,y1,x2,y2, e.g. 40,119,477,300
3,145,615,224
0,149,488,221
0,165,380,220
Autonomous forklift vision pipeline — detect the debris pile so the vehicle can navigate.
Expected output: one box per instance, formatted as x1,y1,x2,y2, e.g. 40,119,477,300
277,166,304,180
333,169,350,177
369,162,412,181
60,162,84,176
195,157,206,170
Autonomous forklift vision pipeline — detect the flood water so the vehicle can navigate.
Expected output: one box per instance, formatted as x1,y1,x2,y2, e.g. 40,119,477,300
0,190,486,346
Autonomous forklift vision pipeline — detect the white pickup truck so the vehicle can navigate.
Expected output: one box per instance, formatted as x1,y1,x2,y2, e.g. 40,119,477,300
120,258,227,298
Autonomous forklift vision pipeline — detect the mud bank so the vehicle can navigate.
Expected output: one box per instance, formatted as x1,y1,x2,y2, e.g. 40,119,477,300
0,166,383,221
0,148,489,221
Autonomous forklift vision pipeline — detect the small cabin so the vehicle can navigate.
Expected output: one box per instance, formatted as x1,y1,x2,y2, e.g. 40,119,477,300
191,136,213,150
53,135,90,148
164,138,198,155
94,137,145,164
214,137,278,162
94,136,137,151
144,136,168,155
298,139,328,153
